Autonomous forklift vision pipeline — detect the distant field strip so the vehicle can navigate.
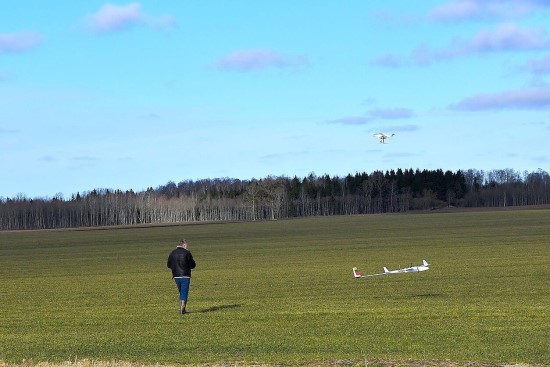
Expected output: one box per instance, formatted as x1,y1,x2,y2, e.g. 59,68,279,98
0,210,548,365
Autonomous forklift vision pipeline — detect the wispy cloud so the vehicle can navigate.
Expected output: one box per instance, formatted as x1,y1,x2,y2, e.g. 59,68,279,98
523,54,550,74
450,87,550,110
85,3,175,33
370,53,405,68
429,0,481,21
429,0,549,22
382,124,419,132
369,108,415,120
326,116,372,126
213,49,309,72
0,32,43,53
139,112,161,119
40,155,56,162
372,23,549,67
465,23,548,52
0,128,20,134
327,108,414,125
531,154,550,164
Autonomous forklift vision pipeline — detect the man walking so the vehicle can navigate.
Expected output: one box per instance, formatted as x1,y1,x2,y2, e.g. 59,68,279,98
167,238,196,314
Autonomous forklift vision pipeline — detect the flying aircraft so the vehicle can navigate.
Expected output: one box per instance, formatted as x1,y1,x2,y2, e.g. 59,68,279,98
353,260,430,278
373,132,395,144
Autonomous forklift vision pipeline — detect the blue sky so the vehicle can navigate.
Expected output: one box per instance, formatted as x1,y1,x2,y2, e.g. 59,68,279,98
2,1,550,199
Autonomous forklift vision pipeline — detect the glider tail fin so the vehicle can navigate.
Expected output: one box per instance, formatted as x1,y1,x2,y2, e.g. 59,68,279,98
383,266,390,273
422,260,429,266
352,267,362,278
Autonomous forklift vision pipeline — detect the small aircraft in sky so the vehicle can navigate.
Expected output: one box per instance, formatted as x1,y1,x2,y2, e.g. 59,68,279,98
353,260,430,278
373,132,395,144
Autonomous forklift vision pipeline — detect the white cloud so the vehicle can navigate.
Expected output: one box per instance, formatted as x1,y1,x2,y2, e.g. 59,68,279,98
451,87,550,110
369,108,415,120
372,23,549,67
85,3,175,33
429,0,548,22
370,53,404,68
326,116,372,125
0,32,43,53
466,23,548,52
213,49,309,72
524,54,550,74
326,108,414,125
429,0,481,22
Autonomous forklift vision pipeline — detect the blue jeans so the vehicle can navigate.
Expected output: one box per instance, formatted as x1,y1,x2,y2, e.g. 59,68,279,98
174,277,191,301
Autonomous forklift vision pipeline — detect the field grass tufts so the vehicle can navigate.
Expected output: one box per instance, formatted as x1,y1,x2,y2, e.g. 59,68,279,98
1,210,549,366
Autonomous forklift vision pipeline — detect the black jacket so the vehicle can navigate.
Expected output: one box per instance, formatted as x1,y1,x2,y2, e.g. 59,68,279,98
167,246,196,277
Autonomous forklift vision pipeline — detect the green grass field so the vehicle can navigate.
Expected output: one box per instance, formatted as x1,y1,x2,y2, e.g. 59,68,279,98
0,210,549,366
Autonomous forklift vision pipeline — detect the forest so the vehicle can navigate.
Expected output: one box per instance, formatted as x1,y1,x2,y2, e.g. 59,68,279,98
1,168,549,230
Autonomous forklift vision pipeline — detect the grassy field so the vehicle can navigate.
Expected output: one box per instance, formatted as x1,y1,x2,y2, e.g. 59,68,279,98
0,210,549,366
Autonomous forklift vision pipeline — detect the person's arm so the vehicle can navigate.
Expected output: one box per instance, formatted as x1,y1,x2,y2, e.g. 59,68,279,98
188,253,196,269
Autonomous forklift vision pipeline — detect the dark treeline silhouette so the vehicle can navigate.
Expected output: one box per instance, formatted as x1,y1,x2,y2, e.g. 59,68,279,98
1,168,549,230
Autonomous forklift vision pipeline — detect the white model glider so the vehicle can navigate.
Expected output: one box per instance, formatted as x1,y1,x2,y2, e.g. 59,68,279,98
353,260,430,278
373,132,395,144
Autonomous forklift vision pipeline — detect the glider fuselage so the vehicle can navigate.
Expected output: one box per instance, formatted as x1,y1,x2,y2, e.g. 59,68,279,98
353,260,430,278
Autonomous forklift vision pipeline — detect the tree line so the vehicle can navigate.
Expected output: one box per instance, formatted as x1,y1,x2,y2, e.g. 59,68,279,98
1,168,549,230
